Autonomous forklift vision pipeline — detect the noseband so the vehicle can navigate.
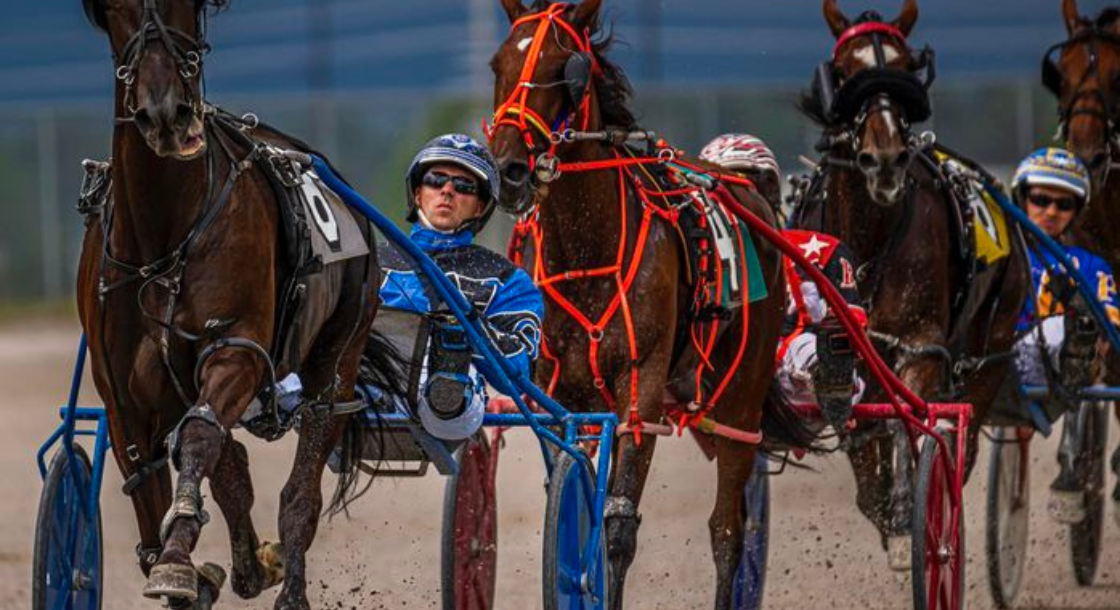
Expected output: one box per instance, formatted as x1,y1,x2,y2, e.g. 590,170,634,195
112,0,210,122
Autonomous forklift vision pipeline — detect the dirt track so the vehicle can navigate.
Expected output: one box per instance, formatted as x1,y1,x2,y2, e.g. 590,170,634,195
3,320,1120,609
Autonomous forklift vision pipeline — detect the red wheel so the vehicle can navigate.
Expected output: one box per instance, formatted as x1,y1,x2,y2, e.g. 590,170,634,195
441,432,499,610
912,430,965,610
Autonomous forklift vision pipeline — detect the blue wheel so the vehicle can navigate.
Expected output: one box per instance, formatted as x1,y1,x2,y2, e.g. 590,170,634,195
33,444,102,610
732,454,770,610
542,451,607,610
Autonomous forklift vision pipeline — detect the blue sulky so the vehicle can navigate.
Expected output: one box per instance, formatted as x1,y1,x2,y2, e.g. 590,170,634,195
34,155,617,610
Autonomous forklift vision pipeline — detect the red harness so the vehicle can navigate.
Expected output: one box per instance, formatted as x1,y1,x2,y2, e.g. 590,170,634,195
832,22,907,60
491,5,765,445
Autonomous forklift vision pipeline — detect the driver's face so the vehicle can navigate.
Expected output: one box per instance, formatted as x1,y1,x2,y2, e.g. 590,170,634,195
415,163,483,232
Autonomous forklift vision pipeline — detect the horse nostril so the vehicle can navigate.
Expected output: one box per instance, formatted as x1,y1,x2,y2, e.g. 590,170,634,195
173,103,194,129
857,152,878,172
894,150,912,169
133,108,155,134
502,160,530,187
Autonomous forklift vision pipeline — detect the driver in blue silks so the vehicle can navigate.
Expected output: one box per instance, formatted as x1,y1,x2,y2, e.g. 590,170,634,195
377,133,544,440
1011,147,1120,524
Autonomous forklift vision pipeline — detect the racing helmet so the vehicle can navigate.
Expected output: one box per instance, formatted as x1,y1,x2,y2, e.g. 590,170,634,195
406,133,501,234
1011,147,1091,207
699,133,783,207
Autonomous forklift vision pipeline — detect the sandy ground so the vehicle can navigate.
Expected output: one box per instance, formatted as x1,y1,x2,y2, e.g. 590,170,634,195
3,320,1120,610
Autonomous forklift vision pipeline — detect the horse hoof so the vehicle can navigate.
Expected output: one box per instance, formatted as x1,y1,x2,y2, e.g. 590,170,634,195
143,563,198,601
257,540,287,589
886,535,911,571
1048,489,1086,524
197,562,226,598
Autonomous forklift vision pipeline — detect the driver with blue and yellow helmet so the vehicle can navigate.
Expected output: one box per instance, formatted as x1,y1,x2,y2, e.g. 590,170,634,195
1011,147,1119,524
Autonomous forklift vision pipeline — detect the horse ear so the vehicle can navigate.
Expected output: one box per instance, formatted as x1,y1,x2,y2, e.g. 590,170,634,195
500,0,527,23
823,0,850,38
572,0,603,29
1062,0,1082,35
893,0,919,37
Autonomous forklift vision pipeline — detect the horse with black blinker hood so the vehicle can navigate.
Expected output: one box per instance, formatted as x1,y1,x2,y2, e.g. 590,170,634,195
792,0,1030,567
77,1,399,608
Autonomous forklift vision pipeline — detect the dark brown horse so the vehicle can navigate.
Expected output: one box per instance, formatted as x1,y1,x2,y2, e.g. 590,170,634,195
1044,0,1120,512
77,1,382,608
488,1,794,607
792,0,1030,566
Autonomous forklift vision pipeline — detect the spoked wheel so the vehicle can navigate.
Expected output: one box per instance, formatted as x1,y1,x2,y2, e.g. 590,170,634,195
1070,400,1108,586
33,444,103,610
542,450,607,610
985,426,1031,608
912,430,964,610
441,432,498,610
732,454,770,610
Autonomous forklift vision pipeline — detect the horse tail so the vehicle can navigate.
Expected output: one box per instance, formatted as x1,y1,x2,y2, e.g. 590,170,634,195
760,380,824,454
325,328,409,518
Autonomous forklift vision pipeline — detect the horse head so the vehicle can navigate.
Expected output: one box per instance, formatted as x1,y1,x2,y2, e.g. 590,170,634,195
818,0,931,207
84,0,224,159
488,0,614,215
1044,0,1120,188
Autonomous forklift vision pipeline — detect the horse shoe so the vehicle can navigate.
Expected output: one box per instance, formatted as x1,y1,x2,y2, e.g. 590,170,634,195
143,562,198,602
256,540,287,589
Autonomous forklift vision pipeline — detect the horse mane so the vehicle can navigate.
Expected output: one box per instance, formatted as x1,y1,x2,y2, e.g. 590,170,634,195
526,0,639,130
1094,7,1120,29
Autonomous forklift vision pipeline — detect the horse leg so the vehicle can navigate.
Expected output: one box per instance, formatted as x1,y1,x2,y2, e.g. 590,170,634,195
709,435,760,609
604,428,658,610
273,293,372,610
272,407,346,610
884,420,914,571
847,426,894,546
208,434,271,599
146,348,263,603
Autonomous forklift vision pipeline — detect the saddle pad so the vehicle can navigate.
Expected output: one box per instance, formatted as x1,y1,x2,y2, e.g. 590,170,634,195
933,150,1012,266
698,189,769,306
298,170,369,266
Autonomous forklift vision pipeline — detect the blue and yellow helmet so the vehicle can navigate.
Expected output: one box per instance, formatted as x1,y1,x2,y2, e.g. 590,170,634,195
1011,147,1091,204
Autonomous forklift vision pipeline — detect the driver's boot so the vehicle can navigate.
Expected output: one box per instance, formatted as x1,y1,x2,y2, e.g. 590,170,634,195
1059,301,1098,390
812,315,855,433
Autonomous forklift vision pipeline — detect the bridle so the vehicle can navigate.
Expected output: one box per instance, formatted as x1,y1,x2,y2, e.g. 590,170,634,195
812,20,934,166
108,0,210,122
486,3,601,181
1043,26,1120,176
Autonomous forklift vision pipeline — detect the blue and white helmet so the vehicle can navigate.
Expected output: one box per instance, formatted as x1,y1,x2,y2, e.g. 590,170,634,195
1011,147,1092,205
406,133,501,234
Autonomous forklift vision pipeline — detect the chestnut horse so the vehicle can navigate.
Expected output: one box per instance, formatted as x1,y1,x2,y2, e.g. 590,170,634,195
488,1,796,607
78,1,385,608
792,0,1029,565
1043,0,1120,513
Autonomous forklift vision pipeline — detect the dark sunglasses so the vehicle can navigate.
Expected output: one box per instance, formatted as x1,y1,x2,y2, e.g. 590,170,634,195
422,171,479,196
1027,192,1079,212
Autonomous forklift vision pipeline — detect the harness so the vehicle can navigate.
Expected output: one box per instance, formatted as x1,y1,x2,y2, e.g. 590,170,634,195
1042,24,1120,181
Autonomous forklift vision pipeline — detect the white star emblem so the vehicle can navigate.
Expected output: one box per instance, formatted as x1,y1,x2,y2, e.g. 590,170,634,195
800,234,829,260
